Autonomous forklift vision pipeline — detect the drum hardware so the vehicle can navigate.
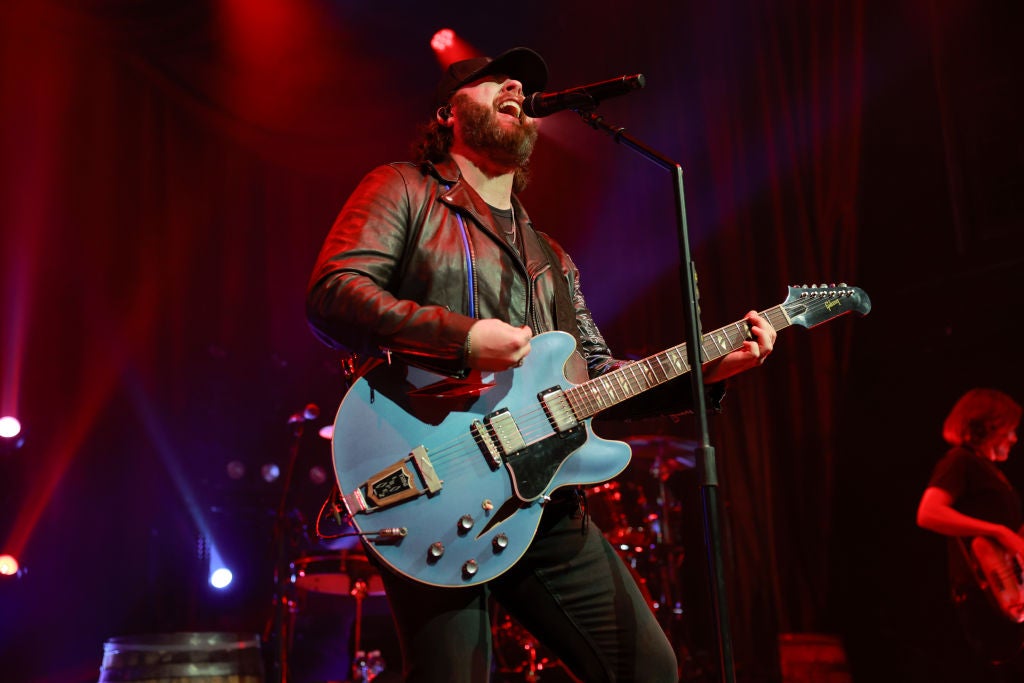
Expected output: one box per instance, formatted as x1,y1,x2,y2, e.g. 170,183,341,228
585,479,657,562
265,404,322,683
265,399,395,683
620,434,701,679
491,605,575,682
283,544,395,683
350,579,387,682
624,434,698,464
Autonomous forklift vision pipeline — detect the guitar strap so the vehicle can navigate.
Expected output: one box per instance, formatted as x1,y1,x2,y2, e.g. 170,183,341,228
534,233,583,353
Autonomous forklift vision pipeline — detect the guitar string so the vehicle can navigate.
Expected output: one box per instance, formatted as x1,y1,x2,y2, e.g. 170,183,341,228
377,295,849,480
404,295,846,476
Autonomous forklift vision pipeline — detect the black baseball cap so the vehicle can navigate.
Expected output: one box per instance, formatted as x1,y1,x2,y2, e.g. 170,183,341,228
434,47,548,108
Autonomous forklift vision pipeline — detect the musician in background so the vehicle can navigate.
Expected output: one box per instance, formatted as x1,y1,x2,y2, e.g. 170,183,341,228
306,46,776,682
917,388,1024,675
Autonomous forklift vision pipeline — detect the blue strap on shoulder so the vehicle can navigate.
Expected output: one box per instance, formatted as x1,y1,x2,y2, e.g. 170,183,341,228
448,189,476,319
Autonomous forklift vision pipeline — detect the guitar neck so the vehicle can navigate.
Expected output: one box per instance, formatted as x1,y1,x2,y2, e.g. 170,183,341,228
566,305,793,420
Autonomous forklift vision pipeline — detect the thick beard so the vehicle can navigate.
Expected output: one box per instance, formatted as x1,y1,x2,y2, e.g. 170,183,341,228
452,93,538,173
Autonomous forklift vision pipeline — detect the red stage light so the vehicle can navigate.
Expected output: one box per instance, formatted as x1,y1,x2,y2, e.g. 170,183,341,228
430,29,454,52
428,29,479,69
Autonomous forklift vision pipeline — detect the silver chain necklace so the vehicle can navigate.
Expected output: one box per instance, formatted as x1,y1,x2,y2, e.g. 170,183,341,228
503,211,517,245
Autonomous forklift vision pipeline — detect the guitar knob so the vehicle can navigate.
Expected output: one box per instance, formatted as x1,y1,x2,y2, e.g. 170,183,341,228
481,499,494,512
462,559,479,577
458,514,475,533
428,542,445,560
492,533,509,552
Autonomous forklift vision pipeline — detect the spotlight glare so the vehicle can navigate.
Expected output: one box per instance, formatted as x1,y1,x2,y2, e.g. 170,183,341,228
261,463,280,483
0,416,21,439
0,554,19,576
210,567,233,589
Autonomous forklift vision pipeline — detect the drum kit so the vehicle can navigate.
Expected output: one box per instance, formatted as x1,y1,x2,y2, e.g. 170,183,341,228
270,430,700,683
264,420,399,683
282,542,397,683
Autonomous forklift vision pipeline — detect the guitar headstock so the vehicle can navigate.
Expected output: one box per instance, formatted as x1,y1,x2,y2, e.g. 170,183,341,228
783,283,871,329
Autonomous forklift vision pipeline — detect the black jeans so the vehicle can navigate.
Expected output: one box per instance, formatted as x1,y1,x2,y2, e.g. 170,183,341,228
374,495,679,682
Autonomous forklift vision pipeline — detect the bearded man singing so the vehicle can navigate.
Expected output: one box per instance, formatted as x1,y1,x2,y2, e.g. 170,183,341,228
306,47,776,683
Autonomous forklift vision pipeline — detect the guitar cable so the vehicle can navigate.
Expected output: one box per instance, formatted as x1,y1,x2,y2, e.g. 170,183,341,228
315,485,407,540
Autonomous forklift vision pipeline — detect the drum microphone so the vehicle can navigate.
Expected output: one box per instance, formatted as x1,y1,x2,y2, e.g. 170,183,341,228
522,74,646,118
288,403,320,424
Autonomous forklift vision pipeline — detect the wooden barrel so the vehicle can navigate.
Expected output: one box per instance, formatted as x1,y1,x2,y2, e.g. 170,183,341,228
97,632,264,683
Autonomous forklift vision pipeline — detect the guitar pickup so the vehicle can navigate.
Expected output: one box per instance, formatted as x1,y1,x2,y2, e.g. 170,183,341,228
471,420,502,469
354,446,443,512
470,408,528,466
539,386,578,434
485,408,527,456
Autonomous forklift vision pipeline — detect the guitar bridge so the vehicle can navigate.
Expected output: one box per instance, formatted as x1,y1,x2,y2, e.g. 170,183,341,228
351,446,443,513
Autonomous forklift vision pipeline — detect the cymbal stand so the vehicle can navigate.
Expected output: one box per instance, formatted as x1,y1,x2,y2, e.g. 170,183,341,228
650,456,693,666
351,579,386,682
265,417,309,683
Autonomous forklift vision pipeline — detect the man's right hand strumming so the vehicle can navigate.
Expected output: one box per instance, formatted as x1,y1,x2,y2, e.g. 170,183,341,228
466,318,532,371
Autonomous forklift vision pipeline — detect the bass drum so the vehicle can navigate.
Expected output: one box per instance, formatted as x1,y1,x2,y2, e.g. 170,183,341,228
290,549,386,597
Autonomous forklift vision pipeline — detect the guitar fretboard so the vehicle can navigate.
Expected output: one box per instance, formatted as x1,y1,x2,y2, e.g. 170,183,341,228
565,306,793,419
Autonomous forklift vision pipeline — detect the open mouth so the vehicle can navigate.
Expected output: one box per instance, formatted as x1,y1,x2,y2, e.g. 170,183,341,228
496,100,523,121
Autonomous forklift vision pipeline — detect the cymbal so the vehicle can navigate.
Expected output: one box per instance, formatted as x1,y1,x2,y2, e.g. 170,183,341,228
625,434,697,469
625,434,697,453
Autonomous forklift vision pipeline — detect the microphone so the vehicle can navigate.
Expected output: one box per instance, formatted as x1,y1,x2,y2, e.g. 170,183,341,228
523,74,646,118
288,403,320,424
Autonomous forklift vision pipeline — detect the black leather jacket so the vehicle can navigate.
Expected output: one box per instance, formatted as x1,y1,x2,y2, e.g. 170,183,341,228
306,157,721,415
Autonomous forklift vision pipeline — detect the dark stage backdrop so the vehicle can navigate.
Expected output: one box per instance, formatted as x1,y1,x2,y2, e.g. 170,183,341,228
1,2,1021,682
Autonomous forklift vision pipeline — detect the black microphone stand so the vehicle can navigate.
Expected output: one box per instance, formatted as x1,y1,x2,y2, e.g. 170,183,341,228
574,107,736,683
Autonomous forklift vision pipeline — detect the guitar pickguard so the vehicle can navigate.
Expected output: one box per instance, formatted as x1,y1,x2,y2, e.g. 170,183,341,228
505,426,587,501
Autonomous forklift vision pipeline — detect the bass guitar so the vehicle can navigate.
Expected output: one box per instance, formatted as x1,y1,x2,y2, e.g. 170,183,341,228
968,536,1024,624
953,536,1024,662
330,284,870,587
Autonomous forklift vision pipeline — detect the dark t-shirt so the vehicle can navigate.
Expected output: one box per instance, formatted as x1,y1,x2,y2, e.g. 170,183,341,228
928,446,1023,587
929,446,1022,529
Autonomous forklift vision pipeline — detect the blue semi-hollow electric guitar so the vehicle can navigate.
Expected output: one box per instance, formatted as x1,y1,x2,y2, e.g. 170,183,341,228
330,284,871,587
